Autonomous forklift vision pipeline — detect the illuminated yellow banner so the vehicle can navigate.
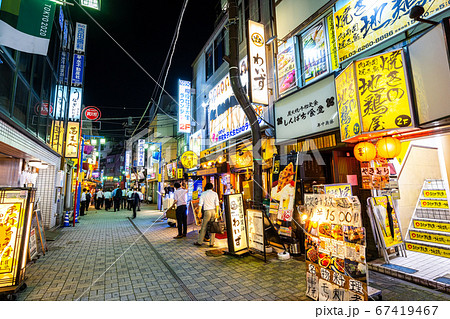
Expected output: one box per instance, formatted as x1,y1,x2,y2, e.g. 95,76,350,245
410,230,450,246
355,50,413,132
326,14,339,71
406,242,450,259
334,0,450,63
51,121,65,154
65,122,80,158
335,63,361,140
420,199,449,209
413,220,450,233
423,190,447,198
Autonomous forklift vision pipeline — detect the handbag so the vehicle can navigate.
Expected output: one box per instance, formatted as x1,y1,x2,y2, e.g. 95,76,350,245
207,219,226,234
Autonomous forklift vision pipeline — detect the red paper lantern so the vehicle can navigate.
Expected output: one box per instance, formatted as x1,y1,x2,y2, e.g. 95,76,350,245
376,137,401,159
354,142,376,162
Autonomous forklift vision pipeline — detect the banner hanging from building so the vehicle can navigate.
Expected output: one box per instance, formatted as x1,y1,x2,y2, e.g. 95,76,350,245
277,37,297,96
65,122,80,158
178,79,191,133
74,22,87,53
137,139,145,167
0,0,56,56
71,53,85,87
68,87,82,122
334,0,450,63
248,20,268,105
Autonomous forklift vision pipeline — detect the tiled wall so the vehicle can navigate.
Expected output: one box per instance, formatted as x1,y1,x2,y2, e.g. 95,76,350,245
0,120,61,229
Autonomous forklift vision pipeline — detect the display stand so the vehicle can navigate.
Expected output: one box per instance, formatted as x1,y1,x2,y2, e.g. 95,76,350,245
223,194,249,257
188,199,201,234
31,209,47,255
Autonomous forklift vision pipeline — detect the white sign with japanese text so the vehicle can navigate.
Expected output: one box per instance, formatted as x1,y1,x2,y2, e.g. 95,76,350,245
68,87,82,122
178,80,191,133
248,20,268,105
137,139,145,167
53,85,68,120
74,23,87,53
226,194,248,253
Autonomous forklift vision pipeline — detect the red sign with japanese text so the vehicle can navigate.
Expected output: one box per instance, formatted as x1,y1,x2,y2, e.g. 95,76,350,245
84,106,101,121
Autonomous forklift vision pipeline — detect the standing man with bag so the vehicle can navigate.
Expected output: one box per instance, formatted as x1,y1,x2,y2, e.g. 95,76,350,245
194,183,219,247
112,186,122,212
131,188,140,219
173,182,188,239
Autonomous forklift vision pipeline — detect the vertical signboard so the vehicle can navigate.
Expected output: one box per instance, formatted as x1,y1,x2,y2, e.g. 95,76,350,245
65,122,80,158
247,209,264,252
302,20,328,84
326,14,338,71
277,37,297,95
224,193,248,253
81,0,101,10
71,54,84,87
51,121,65,154
178,80,191,133
53,85,68,120
74,23,87,53
68,87,82,122
137,139,145,167
248,20,268,105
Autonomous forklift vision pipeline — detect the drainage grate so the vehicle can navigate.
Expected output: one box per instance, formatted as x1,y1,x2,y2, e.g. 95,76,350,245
381,264,418,274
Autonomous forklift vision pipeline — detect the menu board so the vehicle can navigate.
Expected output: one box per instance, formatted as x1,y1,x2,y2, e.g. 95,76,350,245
224,194,248,253
304,194,367,301
247,209,264,253
361,162,390,190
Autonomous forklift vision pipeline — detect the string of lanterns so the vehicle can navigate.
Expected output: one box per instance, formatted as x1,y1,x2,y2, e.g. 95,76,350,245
354,136,402,162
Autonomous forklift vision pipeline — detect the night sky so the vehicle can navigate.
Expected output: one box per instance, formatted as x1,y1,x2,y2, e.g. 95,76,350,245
70,0,219,139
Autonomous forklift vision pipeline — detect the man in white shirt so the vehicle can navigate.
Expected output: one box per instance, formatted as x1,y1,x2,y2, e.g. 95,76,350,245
173,182,189,238
96,189,104,209
194,183,219,247
104,189,112,211
80,188,87,216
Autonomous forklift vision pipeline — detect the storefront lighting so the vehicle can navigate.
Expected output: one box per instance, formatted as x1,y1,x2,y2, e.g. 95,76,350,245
100,138,106,145
28,160,41,167
144,144,149,149
376,137,401,159
91,139,97,146
150,144,156,151
37,162,49,169
354,142,377,162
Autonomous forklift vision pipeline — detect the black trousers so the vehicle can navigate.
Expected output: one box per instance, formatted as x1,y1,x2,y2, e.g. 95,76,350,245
132,203,137,218
114,199,121,211
105,199,111,210
80,201,86,216
176,205,187,236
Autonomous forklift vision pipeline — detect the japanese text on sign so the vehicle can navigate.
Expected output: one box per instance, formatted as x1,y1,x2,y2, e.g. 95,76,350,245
227,194,248,252
68,87,82,122
65,122,79,158
248,20,268,105
178,80,191,133
137,139,145,167
74,23,87,53
71,54,84,86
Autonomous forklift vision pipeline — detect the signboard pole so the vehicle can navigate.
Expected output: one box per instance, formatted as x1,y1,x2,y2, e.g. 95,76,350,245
72,113,83,227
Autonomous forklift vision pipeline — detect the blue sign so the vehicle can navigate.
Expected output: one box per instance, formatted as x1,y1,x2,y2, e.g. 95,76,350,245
59,7,64,30
58,51,66,83
71,54,85,86
63,20,68,49
75,23,87,53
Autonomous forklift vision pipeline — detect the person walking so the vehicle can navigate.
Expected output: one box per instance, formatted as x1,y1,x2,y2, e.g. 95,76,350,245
173,182,188,239
104,189,112,211
85,189,91,211
193,183,219,247
130,188,140,219
96,188,104,209
137,189,143,211
127,188,133,210
112,186,122,212
80,188,87,216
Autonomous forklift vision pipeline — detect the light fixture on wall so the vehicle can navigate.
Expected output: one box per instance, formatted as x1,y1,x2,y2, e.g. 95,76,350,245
409,5,439,25
38,162,49,169
28,160,41,167
265,35,277,46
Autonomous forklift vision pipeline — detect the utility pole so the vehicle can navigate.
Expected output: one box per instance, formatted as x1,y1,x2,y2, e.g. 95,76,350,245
227,0,263,209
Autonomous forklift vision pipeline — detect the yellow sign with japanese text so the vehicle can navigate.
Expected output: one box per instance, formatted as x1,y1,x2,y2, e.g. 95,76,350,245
51,120,65,154
406,242,450,259
420,199,449,209
335,63,361,141
177,169,183,179
409,230,450,246
65,122,80,158
423,190,447,199
180,151,198,169
413,220,450,233
326,14,339,71
373,196,403,248
355,50,412,133
334,0,450,63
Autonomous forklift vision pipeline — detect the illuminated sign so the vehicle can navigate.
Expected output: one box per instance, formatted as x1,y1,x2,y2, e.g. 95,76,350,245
180,151,198,169
336,50,414,142
51,121,64,154
334,0,450,63
302,19,328,84
189,130,202,156
84,106,101,121
80,0,101,10
137,139,145,167
53,85,68,120
74,23,87,53
224,194,248,253
248,20,268,105
208,57,267,144
71,54,84,87
178,79,191,133
65,122,80,158
68,87,82,121
277,37,297,95
125,150,130,172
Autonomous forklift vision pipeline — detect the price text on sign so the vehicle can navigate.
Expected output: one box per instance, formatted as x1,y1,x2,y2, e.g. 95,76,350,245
420,200,449,209
423,190,447,198
413,220,450,233
409,230,450,245
313,206,360,227
406,242,450,259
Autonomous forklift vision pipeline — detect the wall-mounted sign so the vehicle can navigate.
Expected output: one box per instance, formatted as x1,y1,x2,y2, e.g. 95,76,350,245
180,151,198,169
248,20,268,105
275,75,338,140
277,37,297,95
178,79,191,133
53,85,68,120
208,58,267,144
74,23,87,53
84,106,101,121
34,101,53,116
59,6,64,30
177,168,183,179
224,193,248,253
125,150,130,173
336,50,414,142
302,19,328,84
189,130,202,156
137,139,145,167
334,0,450,63
65,122,80,158
247,209,264,253
71,53,84,87
68,87,82,122
80,0,101,10
326,14,338,71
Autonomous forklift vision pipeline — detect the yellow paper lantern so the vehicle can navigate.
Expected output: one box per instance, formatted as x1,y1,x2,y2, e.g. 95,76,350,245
376,137,401,159
354,142,376,162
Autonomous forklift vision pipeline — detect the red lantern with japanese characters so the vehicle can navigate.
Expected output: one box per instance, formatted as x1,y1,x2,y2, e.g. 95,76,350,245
376,137,401,159
354,142,376,162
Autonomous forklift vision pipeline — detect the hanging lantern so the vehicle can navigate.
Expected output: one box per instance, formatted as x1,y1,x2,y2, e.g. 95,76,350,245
354,142,376,162
376,137,401,159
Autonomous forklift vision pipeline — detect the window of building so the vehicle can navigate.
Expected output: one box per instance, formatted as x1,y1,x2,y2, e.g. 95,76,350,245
32,55,45,95
28,93,39,135
13,77,30,126
214,29,225,72
205,45,214,81
17,52,33,84
0,56,14,114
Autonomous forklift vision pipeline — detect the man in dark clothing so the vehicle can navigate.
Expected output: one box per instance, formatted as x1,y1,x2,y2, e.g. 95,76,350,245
173,182,188,238
85,190,91,211
113,186,122,212
131,188,140,219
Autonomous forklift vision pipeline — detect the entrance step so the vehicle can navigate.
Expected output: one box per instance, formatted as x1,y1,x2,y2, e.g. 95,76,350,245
410,218,450,233
405,240,450,258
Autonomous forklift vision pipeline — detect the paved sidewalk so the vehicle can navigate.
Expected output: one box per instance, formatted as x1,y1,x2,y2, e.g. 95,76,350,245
16,205,450,301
